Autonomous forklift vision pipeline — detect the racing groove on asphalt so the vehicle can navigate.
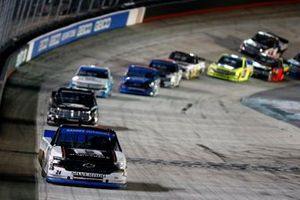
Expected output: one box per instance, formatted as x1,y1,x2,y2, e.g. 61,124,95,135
1,4,300,200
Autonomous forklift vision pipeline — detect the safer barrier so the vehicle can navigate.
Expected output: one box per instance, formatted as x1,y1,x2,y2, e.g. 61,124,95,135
27,8,145,60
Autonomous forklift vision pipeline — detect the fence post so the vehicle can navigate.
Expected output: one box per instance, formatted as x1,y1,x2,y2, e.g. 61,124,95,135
76,0,84,15
55,0,63,19
88,0,95,11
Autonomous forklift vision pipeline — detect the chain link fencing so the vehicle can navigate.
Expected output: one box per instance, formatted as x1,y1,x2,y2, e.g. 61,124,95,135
0,0,146,48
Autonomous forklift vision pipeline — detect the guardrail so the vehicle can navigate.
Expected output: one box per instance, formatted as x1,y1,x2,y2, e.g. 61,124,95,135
1,0,300,106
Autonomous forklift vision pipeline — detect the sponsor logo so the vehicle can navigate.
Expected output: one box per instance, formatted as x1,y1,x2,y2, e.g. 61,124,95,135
72,172,105,179
77,23,93,37
94,18,111,32
62,29,76,41
82,163,96,169
38,38,49,52
49,33,62,47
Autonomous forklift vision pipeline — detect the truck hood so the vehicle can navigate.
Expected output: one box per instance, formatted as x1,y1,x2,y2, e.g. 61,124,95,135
63,147,115,161
253,61,271,70
51,146,118,173
244,39,258,47
216,63,237,71
57,103,91,111
177,61,194,70
244,38,266,50
288,58,300,67
124,76,153,84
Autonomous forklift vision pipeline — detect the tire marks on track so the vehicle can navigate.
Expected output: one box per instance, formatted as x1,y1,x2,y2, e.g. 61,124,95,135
126,182,183,192
127,157,300,173
181,103,193,113
218,100,230,113
197,144,227,162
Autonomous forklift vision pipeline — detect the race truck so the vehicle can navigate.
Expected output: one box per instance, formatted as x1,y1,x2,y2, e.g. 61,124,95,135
169,51,206,79
39,125,127,188
47,88,99,125
149,59,182,88
70,65,113,98
207,54,253,82
240,31,288,58
252,53,289,81
287,52,300,79
119,65,160,96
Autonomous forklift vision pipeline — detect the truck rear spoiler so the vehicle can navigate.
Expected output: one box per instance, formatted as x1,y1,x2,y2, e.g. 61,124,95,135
268,32,288,52
266,31,289,44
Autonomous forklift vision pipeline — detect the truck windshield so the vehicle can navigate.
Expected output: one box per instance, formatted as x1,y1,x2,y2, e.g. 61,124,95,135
253,33,277,47
218,56,242,69
55,127,116,150
169,52,197,64
256,56,280,68
150,60,178,73
57,90,94,107
77,67,108,79
127,67,157,78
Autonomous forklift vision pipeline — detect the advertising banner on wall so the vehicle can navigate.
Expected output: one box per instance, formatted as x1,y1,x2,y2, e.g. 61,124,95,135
28,10,130,60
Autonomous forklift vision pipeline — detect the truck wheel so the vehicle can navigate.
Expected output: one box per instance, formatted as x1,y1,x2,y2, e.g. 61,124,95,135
41,169,46,178
268,71,273,81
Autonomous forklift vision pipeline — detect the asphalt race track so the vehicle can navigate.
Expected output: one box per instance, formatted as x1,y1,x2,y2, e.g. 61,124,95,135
1,4,300,200
242,84,300,128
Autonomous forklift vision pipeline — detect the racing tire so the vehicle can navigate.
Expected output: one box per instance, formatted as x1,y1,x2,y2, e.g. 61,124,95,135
46,119,57,126
279,74,284,81
175,80,181,88
149,91,155,97
91,119,98,126
170,82,176,88
237,73,241,81
38,150,44,167
41,169,46,178
268,72,273,82
197,70,202,79
188,72,192,80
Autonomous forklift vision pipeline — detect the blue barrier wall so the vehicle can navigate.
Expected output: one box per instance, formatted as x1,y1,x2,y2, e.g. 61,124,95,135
30,10,130,59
